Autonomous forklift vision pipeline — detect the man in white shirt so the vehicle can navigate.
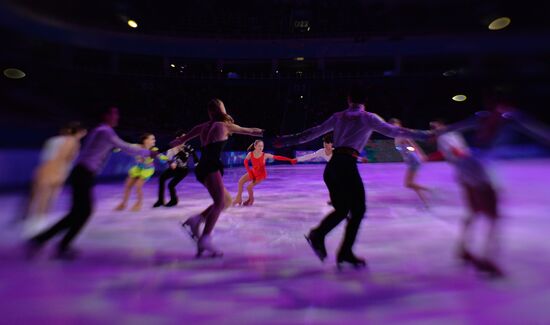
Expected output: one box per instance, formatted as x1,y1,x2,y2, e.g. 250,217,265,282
276,84,431,268
296,133,333,163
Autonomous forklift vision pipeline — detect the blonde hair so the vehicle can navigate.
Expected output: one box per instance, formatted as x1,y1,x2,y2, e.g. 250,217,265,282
247,139,263,151
207,98,234,124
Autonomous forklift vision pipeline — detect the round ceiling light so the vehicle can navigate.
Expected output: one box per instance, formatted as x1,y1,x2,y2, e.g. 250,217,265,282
488,17,511,30
452,94,467,102
3,68,26,79
127,20,138,28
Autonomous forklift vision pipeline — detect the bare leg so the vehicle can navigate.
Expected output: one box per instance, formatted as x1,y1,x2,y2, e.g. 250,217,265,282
183,176,232,247
404,168,430,207
233,173,250,205
23,182,50,236
131,178,146,211
115,177,137,210
202,172,229,236
244,180,263,206
196,172,228,257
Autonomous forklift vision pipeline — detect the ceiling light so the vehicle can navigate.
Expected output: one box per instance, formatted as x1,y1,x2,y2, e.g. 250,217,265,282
488,17,511,30
3,68,26,79
452,95,467,102
127,20,138,28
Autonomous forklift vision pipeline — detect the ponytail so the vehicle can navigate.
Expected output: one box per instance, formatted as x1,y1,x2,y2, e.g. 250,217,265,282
247,140,262,151
207,98,234,124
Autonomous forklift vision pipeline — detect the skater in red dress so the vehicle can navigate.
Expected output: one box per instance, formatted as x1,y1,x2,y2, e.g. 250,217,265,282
233,140,296,206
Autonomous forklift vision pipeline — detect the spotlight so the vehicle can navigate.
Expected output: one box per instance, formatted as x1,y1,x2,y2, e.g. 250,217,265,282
127,19,138,28
294,57,305,61
452,94,467,102
300,95,304,99
3,68,26,79
488,17,511,30
406,146,415,151
443,70,457,77
170,63,176,68
275,70,279,74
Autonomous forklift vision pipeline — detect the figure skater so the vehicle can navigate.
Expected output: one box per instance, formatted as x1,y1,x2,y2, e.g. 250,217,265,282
275,84,432,268
115,133,167,212
233,140,296,206
153,134,199,208
26,122,87,232
389,118,430,207
26,107,156,259
170,99,263,257
296,133,368,165
296,133,334,163
431,120,503,277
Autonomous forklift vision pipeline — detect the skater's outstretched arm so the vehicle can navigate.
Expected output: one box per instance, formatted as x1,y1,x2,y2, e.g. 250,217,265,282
296,149,325,162
264,153,297,164
170,123,206,146
276,115,336,147
227,124,264,137
502,111,550,146
440,111,488,134
105,128,150,156
369,114,432,141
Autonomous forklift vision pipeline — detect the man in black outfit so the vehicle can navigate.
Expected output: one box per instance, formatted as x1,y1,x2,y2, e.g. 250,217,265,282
276,85,431,268
153,139,198,208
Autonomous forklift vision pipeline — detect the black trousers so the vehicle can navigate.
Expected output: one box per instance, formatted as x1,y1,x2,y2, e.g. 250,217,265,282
31,164,94,251
313,153,366,254
157,167,188,202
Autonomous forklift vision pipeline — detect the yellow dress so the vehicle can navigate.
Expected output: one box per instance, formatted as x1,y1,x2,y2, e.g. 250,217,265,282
127,148,168,181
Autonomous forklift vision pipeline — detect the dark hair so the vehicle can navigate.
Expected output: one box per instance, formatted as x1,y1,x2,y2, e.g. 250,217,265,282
247,139,263,151
348,83,369,104
207,99,234,123
60,121,85,135
100,106,118,119
322,133,333,144
388,118,401,125
139,133,154,144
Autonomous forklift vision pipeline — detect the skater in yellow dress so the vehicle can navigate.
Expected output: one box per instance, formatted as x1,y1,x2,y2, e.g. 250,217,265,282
115,133,167,212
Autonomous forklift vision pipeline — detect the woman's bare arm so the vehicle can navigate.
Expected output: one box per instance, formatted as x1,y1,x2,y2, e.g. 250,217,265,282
227,124,263,137
171,123,206,146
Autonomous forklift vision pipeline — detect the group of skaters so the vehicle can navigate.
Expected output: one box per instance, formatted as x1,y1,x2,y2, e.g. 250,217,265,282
23,84,550,278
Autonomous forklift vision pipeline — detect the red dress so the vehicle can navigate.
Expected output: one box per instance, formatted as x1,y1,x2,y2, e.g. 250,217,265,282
247,152,267,182
244,153,296,182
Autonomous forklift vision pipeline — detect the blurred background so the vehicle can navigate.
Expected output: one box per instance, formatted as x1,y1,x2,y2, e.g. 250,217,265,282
1,0,549,188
